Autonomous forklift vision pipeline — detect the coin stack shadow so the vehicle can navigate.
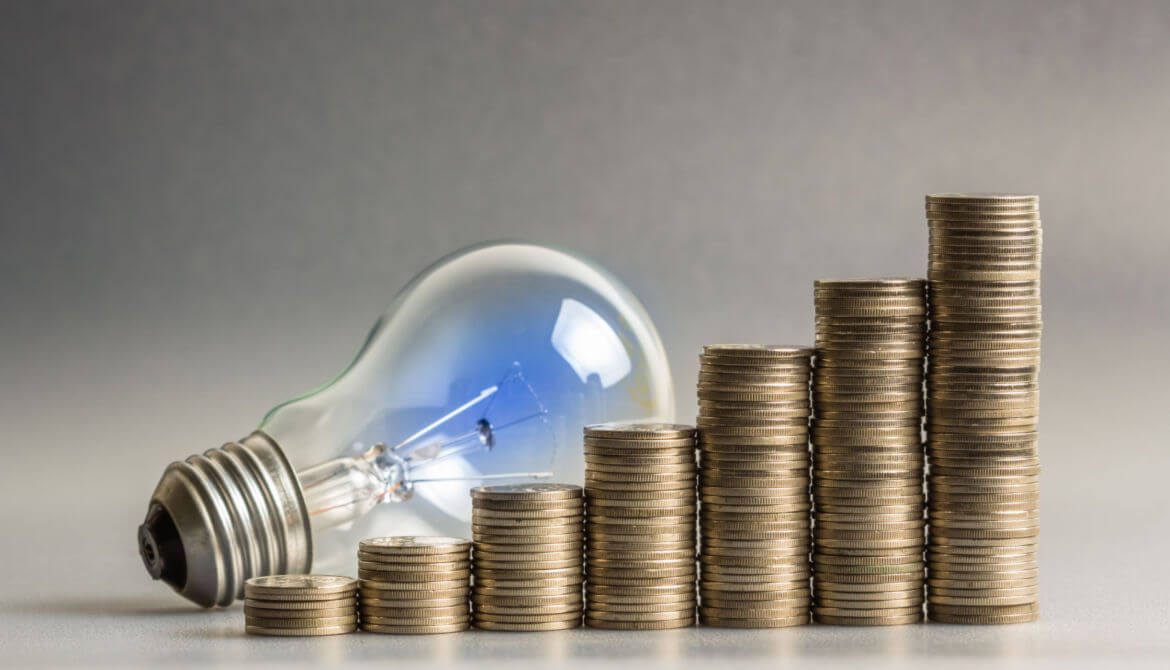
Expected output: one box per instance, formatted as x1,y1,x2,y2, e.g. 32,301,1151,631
696,345,813,628
357,536,472,634
583,423,698,630
243,575,358,636
470,484,585,631
925,193,1041,624
811,280,927,625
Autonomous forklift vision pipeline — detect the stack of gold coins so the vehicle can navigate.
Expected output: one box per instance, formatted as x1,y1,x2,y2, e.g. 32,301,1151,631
470,484,584,631
696,345,812,628
243,575,358,636
811,280,927,625
925,193,1041,624
358,536,472,634
583,423,697,630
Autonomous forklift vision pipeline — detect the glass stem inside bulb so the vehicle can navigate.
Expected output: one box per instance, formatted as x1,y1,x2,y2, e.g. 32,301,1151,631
295,377,557,532
297,444,394,530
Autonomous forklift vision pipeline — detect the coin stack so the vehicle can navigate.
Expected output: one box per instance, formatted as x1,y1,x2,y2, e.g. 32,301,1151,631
811,280,927,626
583,423,697,630
243,575,358,636
358,536,472,634
925,193,1041,624
470,483,584,631
696,345,812,628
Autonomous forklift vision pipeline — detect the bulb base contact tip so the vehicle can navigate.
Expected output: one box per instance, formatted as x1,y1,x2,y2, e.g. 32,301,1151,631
138,432,312,607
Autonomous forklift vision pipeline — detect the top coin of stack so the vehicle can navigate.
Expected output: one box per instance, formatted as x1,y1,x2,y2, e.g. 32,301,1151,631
696,345,813,628
583,423,697,630
925,193,1041,624
471,483,585,631
358,536,472,634
811,279,927,626
243,575,358,636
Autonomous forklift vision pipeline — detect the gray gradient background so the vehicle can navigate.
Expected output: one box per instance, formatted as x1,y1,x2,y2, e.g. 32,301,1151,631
1,1,1168,667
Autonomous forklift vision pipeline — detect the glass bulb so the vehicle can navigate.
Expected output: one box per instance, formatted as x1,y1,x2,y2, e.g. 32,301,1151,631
137,241,674,606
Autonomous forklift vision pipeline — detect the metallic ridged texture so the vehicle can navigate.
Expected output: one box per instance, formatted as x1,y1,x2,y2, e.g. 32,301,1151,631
142,432,311,607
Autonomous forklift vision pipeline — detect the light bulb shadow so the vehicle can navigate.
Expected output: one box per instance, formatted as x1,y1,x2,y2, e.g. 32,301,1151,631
5,595,205,618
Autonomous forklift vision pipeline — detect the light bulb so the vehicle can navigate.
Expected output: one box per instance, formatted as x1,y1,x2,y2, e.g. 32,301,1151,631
137,242,674,607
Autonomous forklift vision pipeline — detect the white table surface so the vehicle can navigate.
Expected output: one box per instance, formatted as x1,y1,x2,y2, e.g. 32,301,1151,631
2,452,1166,669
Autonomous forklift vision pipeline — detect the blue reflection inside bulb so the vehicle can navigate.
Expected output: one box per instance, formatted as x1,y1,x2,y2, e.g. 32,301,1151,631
259,242,674,567
369,297,635,523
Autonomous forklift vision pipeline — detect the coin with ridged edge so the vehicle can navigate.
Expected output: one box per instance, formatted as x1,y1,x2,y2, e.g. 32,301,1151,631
246,624,357,636
245,597,358,610
244,574,357,598
359,536,472,555
244,605,356,619
362,622,470,634
474,619,581,631
470,483,583,502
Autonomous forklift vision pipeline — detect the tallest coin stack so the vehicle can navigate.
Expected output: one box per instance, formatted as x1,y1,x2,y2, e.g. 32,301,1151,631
924,193,1041,624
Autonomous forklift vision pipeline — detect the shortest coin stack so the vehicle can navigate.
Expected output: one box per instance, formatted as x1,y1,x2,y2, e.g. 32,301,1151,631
471,483,585,631
358,536,472,634
244,575,358,636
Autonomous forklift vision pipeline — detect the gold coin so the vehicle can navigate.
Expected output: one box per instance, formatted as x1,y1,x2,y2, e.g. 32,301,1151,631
928,594,1038,606
360,605,469,618
358,559,470,571
587,592,695,605
361,622,469,634
584,617,693,630
358,536,471,555
361,614,470,626
359,578,467,592
700,614,808,628
472,594,582,607
472,611,584,624
475,556,585,565
472,577,584,589
583,423,696,439
473,584,581,597
471,506,583,519
586,583,694,596
474,619,581,631
244,574,357,598
357,568,471,582
813,613,921,626
243,605,356,619
702,344,813,359
700,588,809,602
586,600,696,613
699,594,808,609
583,609,694,622
359,596,467,608
473,603,583,615
699,605,809,618
583,436,696,449
245,615,359,628
244,597,358,610
246,624,356,636
928,602,1038,615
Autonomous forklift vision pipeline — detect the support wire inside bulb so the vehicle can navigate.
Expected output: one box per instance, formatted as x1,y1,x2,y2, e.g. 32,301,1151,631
298,363,558,530
381,364,556,501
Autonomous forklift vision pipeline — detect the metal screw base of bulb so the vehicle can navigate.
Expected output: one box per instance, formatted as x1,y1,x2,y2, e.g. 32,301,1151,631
138,432,312,607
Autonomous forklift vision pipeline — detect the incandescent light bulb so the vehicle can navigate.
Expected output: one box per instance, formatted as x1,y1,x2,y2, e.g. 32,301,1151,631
137,242,674,606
